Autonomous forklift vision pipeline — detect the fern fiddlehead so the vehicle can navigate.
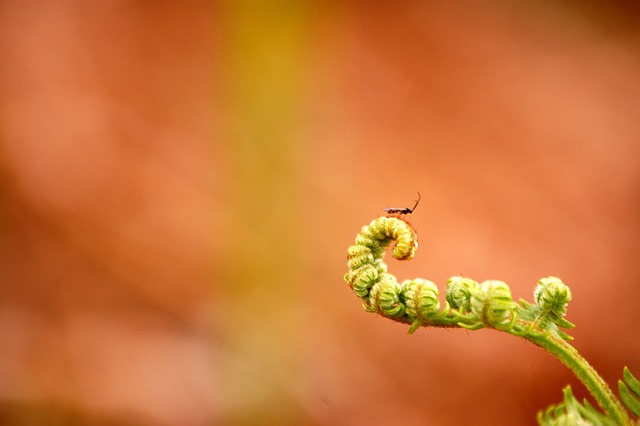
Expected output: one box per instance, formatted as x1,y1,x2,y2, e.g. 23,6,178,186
344,216,635,425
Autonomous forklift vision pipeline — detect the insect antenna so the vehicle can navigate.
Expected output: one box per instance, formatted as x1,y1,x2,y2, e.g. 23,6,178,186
411,192,421,213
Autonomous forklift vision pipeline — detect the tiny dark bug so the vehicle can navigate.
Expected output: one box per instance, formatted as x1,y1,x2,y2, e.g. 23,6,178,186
383,192,421,216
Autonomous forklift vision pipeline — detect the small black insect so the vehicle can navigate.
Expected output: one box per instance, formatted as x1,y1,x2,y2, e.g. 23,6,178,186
383,192,421,215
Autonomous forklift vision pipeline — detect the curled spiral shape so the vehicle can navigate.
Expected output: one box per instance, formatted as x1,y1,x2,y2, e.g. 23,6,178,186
344,217,417,303
470,281,518,330
534,276,572,320
402,279,441,320
345,216,574,337
342,216,634,426
345,217,450,330
446,276,479,312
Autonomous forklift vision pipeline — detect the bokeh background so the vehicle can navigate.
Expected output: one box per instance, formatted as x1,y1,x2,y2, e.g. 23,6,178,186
1,1,639,425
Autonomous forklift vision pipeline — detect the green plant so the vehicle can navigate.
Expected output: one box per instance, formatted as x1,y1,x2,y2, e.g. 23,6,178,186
344,216,639,425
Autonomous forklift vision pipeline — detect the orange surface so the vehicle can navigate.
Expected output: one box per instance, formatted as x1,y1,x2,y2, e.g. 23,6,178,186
0,2,639,425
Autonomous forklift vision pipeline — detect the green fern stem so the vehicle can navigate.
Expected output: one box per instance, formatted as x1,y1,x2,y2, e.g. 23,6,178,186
344,216,632,425
524,333,631,425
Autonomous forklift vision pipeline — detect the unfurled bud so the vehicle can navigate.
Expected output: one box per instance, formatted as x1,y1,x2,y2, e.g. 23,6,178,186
446,276,479,312
368,276,405,317
472,280,518,330
534,276,572,320
402,278,441,319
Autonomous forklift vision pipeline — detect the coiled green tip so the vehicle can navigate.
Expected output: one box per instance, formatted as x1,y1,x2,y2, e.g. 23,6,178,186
472,280,518,330
345,216,574,337
446,276,479,312
534,276,572,320
345,217,417,300
343,216,634,426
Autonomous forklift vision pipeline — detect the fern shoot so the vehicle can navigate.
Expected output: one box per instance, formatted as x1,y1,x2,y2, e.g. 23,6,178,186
345,216,637,425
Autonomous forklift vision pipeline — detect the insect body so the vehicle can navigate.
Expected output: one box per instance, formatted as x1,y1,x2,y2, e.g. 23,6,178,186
383,192,421,216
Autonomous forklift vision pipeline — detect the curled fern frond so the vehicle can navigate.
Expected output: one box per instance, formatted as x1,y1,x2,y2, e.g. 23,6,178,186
619,367,640,417
446,276,479,312
367,276,405,318
534,277,574,327
345,218,417,323
516,277,575,341
344,215,633,425
472,280,518,330
402,279,440,318
402,278,450,334
344,217,456,331
344,217,416,301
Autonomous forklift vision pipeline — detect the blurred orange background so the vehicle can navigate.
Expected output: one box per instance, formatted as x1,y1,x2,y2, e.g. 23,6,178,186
1,1,639,425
